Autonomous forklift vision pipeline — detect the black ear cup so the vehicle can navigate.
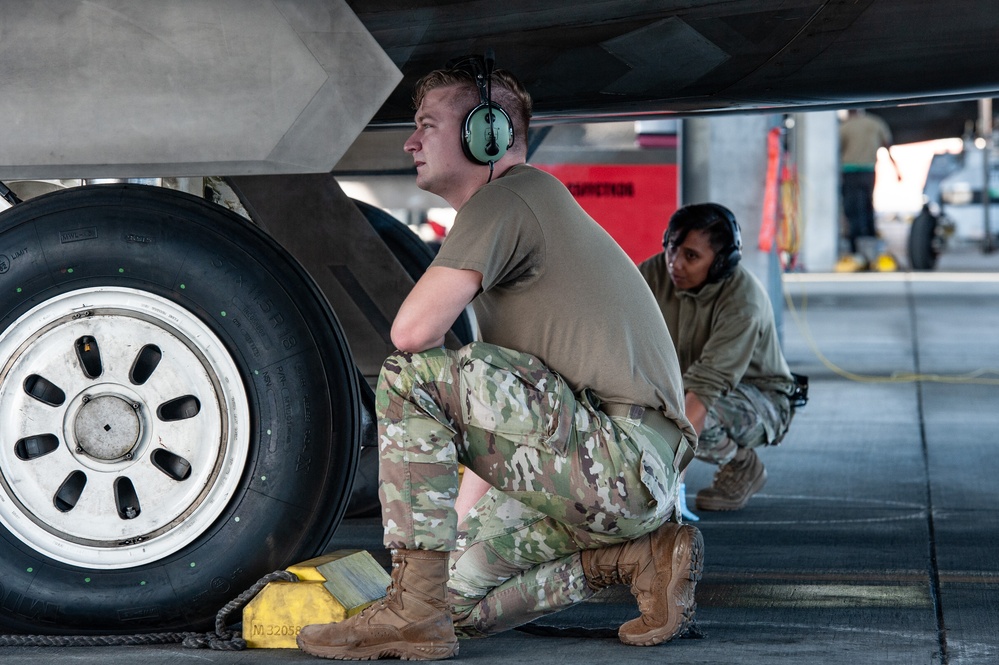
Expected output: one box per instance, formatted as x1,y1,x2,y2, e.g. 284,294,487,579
706,204,742,282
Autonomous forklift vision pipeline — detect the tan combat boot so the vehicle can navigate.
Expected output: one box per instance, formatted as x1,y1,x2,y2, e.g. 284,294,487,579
297,549,458,661
695,447,767,511
581,522,704,646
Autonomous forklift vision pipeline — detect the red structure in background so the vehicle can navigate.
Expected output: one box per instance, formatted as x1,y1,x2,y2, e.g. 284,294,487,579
760,126,801,270
535,163,679,264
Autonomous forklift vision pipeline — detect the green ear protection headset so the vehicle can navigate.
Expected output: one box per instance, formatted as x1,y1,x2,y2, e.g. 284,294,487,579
447,50,514,169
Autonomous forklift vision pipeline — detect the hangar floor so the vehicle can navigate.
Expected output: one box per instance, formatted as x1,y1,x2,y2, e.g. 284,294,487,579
4,254,998,663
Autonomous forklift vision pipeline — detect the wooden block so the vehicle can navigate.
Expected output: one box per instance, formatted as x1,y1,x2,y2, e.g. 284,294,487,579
317,550,392,610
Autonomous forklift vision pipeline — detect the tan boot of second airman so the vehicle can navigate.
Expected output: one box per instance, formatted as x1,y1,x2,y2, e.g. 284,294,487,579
695,447,767,511
297,548,457,661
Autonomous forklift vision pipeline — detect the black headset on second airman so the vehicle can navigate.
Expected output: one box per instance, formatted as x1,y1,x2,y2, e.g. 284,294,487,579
707,203,743,282
664,202,743,283
446,50,514,168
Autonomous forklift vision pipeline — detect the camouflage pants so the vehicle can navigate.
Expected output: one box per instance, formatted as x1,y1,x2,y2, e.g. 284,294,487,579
696,383,792,465
376,342,682,636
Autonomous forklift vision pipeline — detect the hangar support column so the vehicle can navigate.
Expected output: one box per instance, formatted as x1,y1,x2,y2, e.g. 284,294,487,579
680,115,774,279
681,112,842,279
794,111,840,272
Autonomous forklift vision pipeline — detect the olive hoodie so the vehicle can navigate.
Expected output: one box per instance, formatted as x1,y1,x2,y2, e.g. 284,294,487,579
638,255,795,410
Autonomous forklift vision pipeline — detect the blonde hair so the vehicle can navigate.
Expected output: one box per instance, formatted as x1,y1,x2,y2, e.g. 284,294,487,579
412,67,532,149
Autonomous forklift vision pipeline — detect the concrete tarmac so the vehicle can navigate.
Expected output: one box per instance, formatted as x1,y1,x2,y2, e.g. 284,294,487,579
3,259,998,663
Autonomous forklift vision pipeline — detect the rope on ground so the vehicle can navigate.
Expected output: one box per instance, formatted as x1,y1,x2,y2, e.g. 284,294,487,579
784,280,999,385
0,569,298,650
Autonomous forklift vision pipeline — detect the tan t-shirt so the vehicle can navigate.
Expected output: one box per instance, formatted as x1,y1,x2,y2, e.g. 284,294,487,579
431,164,692,444
840,113,892,168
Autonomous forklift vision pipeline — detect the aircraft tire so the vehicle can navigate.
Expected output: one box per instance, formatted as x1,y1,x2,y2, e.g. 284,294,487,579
341,199,475,520
908,206,940,271
352,198,474,345
0,184,359,634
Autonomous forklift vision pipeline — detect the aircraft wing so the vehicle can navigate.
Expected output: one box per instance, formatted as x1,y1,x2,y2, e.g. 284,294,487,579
350,0,999,126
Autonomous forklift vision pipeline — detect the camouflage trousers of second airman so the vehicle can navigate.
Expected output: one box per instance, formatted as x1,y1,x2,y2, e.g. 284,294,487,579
697,383,793,465
376,342,683,637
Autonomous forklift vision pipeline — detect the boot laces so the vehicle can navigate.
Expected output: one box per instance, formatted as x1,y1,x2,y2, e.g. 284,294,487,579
592,569,622,587
712,456,753,494
356,557,405,618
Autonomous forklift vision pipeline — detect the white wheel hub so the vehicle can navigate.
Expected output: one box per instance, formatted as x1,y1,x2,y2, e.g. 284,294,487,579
0,288,249,568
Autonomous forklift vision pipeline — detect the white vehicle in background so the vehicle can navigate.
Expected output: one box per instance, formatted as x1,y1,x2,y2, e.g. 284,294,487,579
909,137,999,270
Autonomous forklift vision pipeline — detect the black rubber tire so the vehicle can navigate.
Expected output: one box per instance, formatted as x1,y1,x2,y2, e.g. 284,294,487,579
353,199,474,345
342,200,474,520
0,184,359,634
908,206,940,271
344,373,382,519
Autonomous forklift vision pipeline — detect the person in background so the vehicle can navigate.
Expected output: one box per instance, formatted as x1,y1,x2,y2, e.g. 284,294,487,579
639,203,798,514
297,58,702,661
839,109,902,269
